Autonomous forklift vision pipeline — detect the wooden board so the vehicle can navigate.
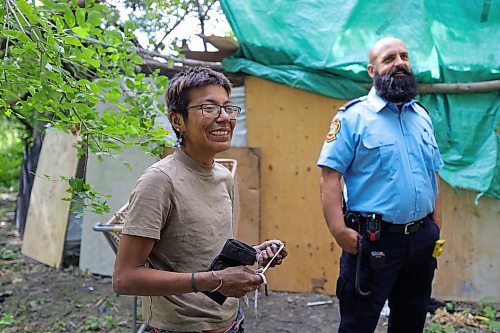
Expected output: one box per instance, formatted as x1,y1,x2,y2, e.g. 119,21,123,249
246,76,345,294
21,130,80,268
433,181,500,301
217,147,260,246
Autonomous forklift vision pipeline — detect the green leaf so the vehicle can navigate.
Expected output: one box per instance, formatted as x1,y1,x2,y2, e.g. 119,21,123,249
54,16,64,33
87,10,102,26
62,37,82,46
125,78,135,90
115,104,128,111
488,320,500,330
40,54,48,71
104,91,120,103
17,0,33,17
76,8,86,27
123,21,136,33
46,34,56,47
77,79,99,94
64,9,75,28
18,32,29,43
86,58,100,68
109,54,119,62
130,53,144,65
483,306,495,319
72,27,88,38
86,94,100,104
0,30,20,39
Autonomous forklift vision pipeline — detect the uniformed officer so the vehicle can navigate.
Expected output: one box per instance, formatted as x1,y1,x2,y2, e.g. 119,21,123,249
317,37,444,333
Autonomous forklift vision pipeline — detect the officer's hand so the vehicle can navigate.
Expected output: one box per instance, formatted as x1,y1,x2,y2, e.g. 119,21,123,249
216,266,262,298
333,227,359,254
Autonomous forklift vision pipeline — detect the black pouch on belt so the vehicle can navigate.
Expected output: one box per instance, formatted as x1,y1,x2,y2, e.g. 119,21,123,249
204,239,257,305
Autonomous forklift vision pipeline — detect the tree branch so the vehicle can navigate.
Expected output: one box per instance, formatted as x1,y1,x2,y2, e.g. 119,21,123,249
82,36,222,69
360,80,500,94
154,11,189,51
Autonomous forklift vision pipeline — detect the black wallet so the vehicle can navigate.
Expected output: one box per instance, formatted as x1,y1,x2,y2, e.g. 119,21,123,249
203,239,257,305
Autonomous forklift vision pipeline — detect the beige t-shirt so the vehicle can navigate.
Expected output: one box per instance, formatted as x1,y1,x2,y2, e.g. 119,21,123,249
122,149,238,331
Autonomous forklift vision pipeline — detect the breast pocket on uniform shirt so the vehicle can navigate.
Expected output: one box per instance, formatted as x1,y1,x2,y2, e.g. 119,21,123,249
421,130,438,169
361,135,399,176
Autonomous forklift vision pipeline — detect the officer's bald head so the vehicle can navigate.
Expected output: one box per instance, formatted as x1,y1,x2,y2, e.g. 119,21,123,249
369,37,407,65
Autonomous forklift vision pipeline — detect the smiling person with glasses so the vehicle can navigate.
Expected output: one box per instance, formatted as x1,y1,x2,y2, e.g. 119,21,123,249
113,67,287,333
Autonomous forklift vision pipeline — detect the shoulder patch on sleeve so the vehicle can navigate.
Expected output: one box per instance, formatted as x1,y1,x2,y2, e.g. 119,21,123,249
337,96,366,112
414,101,430,115
325,118,341,142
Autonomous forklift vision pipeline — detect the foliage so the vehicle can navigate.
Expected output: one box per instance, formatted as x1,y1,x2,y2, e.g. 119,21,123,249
1,0,171,151
482,305,500,331
0,313,16,327
1,0,231,214
123,0,221,52
0,120,25,189
0,0,172,213
426,300,500,332
63,176,112,216
424,322,455,333
76,314,117,332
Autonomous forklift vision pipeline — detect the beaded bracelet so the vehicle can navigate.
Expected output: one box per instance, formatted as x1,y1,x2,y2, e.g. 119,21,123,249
209,270,223,293
191,272,197,293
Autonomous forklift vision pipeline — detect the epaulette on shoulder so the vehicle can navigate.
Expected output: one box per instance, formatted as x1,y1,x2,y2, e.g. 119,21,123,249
337,96,366,112
414,101,430,115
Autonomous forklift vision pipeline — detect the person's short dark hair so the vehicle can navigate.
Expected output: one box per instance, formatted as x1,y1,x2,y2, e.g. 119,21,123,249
165,67,232,119
166,67,232,141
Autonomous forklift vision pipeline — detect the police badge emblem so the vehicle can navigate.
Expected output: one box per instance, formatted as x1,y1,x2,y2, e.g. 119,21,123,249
326,118,341,142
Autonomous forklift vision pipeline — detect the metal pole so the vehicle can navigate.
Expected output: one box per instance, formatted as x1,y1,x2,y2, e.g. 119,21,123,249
132,295,137,333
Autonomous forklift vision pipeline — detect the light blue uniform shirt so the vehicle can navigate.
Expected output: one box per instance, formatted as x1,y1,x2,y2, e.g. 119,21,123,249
317,88,444,224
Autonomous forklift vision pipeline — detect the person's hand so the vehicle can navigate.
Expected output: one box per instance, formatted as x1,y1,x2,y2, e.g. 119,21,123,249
333,227,359,254
216,266,262,298
254,240,288,267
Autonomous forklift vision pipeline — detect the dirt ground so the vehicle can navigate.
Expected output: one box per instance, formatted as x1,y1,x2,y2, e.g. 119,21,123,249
0,191,498,333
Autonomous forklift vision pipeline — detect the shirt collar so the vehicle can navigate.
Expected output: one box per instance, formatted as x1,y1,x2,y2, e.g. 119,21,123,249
174,148,214,177
367,87,416,113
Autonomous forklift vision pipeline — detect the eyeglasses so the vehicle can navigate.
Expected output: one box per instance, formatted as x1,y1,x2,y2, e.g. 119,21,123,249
187,104,241,120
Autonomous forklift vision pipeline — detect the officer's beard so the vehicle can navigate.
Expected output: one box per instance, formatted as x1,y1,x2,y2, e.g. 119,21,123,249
373,66,418,103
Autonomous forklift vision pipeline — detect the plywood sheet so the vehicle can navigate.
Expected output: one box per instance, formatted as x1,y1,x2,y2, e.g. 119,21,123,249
80,147,157,276
246,76,345,294
217,147,260,246
433,182,500,301
21,130,80,268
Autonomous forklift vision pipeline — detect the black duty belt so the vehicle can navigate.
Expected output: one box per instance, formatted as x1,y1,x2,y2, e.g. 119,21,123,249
346,213,429,235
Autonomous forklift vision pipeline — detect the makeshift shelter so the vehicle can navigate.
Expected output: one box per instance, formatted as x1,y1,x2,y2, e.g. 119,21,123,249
219,0,499,301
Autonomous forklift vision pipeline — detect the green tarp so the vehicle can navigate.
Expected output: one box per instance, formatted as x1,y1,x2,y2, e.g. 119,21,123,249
220,0,500,199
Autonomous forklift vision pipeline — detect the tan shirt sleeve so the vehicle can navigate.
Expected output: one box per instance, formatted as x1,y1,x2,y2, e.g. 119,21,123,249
122,166,173,240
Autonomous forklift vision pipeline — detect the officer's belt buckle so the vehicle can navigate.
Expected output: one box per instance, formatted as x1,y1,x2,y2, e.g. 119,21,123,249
404,221,416,235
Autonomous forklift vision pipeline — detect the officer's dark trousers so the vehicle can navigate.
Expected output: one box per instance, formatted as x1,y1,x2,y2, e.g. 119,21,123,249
336,216,440,333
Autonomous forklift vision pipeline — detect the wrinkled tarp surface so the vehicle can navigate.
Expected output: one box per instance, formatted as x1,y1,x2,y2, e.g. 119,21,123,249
220,0,500,199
